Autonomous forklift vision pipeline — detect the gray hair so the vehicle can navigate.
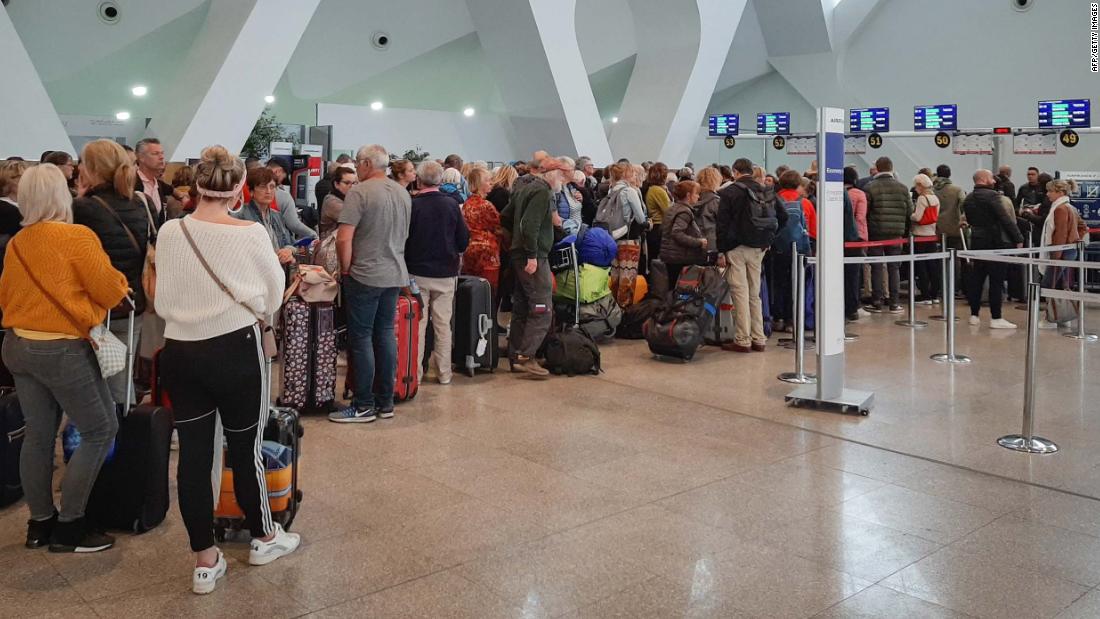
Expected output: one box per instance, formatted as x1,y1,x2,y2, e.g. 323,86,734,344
417,160,444,186
441,167,463,185
575,156,591,171
355,144,388,170
557,156,575,171
18,164,73,226
135,137,161,156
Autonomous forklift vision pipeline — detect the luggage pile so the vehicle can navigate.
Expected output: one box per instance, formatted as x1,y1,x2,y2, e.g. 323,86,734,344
643,264,731,362
552,226,622,343
542,241,602,377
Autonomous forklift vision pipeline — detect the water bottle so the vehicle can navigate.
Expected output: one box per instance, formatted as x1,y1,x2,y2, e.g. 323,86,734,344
408,278,421,296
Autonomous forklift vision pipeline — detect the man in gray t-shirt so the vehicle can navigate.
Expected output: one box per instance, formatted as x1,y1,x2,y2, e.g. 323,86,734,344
331,145,411,424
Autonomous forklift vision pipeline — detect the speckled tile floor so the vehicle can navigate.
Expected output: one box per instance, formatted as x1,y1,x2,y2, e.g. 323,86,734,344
2,299,1099,617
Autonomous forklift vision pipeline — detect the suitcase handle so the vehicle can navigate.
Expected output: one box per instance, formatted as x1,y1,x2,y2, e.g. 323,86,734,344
106,295,138,414
477,314,492,339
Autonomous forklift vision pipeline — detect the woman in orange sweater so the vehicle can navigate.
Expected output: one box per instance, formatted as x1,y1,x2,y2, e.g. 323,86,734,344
461,167,503,292
0,164,128,554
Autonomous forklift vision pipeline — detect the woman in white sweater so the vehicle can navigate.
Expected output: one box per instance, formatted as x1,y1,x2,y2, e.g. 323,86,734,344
155,146,299,595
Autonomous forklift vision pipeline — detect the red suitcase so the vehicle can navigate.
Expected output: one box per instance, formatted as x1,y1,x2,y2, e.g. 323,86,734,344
345,290,421,403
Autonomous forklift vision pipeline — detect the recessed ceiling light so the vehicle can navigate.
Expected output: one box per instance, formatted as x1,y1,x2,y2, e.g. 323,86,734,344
115,111,131,120
370,101,384,111
611,116,619,124
463,107,475,117
131,85,147,97
264,95,275,104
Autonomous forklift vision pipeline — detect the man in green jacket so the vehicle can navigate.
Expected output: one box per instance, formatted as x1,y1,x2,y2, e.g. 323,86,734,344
933,164,968,295
500,156,571,378
863,157,914,313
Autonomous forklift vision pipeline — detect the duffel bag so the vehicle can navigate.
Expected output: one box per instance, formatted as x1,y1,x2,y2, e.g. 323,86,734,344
543,326,601,376
644,311,704,361
576,295,623,343
617,297,664,340
555,264,612,303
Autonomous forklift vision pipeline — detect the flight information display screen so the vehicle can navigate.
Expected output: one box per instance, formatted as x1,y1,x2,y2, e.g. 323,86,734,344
1038,99,1091,128
756,112,790,135
913,104,957,131
849,107,889,133
708,114,739,137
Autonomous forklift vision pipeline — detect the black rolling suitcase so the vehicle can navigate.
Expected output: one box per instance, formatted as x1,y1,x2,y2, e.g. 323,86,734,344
85,306,174,532
0,388,25,507
452,275,498,376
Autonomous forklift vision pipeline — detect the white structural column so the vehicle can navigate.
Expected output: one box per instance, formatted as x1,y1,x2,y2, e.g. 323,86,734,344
0,9,73,159
610,0,745,165
145,0,320,161
464,0,612,164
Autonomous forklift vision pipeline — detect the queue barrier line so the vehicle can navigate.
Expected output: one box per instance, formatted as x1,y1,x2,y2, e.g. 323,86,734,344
805,252,948,266
957,252,1100,270
1040,287,1100,304
966,243,1080,257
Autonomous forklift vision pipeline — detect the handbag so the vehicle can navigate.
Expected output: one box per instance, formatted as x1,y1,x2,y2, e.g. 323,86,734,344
1045,267,1078,324
179,219,278,359
285,264,339,304
9,243,128,378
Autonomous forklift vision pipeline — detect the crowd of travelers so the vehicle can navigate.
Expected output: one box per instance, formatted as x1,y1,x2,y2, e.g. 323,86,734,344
0,140,1088,595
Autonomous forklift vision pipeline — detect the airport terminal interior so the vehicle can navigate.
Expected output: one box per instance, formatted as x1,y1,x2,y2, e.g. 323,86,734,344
2,0,1100,617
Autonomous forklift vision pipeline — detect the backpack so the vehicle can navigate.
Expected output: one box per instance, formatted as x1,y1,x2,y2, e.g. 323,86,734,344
773,199,809,253
917,197,939,226
617,297,665,340
543,325,601,376
734,182,779,249
593,188,628,240
576,225,618,267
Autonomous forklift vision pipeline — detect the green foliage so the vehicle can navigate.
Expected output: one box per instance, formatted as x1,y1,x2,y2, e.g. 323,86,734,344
241,110,297,159
395,147,431,164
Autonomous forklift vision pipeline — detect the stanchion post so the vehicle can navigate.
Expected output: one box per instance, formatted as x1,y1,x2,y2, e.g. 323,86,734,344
931,248,971,364
778,243,798,347
998,282,1058,454
1064,240,1098,342
931,234,953,321
897,235,928,328
1016,236,1034,311
779,255,816,384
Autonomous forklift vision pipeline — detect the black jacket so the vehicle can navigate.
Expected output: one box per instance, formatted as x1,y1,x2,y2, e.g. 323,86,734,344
1016,182,1044,209
994,174,1016,205
963,187,1023,250
487,186,510,213
405,191,470,278
715,175,787,253
73,185,152,313
314,177,333,207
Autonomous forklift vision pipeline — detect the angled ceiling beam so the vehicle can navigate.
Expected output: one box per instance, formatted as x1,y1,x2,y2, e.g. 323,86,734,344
0,8,74,159
144,0,320,161
611,0,747,164
465,0,612,163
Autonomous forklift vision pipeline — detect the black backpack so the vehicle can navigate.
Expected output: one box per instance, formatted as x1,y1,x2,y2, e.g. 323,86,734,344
734,182,779,249
543,325,601,376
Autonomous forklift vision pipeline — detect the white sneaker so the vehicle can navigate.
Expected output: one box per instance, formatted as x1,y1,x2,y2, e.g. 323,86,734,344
989,318,1018,330
857,308,871,318
249,523,300,566
1038,319,1059,330
968,315,980,326
192,550,227,595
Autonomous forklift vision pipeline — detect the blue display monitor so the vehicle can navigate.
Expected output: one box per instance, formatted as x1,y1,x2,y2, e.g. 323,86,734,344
708,114,739,137
1038,99,1091,128
913,104,957,131
756,112,791,135
849,107,889,133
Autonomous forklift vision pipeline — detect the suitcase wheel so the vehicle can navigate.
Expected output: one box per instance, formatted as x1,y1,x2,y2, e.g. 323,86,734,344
295,489,304,502
296,425,304,438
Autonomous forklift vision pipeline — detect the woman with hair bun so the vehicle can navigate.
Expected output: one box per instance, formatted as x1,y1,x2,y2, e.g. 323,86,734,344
72,139,152,407
155,145,299,595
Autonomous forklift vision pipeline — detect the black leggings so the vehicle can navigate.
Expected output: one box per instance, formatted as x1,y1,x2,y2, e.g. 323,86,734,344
161,325,272,552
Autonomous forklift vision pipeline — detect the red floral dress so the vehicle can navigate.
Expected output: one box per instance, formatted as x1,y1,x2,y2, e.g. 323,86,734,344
461,194,502,289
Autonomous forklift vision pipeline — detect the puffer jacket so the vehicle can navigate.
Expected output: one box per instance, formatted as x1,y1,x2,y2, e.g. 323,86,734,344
933,177,967,238
660,202,707,265
693,190,720,249
864,173,913,240
963,187,1024,250
71,184,151,314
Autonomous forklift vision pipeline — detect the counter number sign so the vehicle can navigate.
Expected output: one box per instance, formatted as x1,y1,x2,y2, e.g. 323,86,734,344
723,136,736,149
772,136,786,150
868,132,883,149
934,132,951,148
1060,129,1079,148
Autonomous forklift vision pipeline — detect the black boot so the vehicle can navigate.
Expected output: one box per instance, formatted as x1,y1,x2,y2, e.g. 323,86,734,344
26,512,57,549
49,517,115,553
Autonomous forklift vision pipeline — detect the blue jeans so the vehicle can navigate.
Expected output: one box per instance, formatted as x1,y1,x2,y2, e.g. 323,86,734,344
2,335,118,523
344,277,399,409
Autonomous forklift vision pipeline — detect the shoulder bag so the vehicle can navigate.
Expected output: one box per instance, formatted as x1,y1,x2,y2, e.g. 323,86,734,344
178,219,278,359
9,242,128,378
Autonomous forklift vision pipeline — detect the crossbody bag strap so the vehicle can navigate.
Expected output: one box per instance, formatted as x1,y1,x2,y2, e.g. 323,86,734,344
91,196,142,255
8,242,91,341
178,219,261,322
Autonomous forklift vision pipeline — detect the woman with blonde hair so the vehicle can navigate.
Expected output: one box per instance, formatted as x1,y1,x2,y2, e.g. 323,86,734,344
0,164,128,553
461,167,503,291
1038,178,1089,329
693,166,723,258
72,139,152,408
487,165,518,212
157,145,297,594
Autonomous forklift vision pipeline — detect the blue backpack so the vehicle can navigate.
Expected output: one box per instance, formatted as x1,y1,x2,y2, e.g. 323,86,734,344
576,226,618,267
773,199,810,254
